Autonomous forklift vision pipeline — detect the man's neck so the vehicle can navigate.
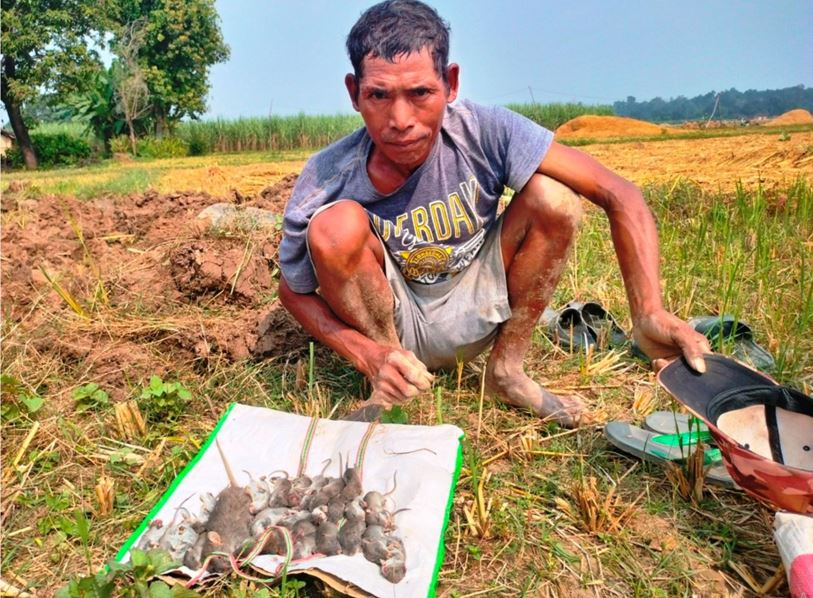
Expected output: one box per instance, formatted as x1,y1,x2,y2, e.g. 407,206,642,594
366,144,417,194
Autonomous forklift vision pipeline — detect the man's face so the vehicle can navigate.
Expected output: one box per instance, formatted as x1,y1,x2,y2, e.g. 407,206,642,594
346,48,459,174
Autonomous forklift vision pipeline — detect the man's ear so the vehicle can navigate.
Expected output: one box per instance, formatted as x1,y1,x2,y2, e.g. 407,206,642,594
445,63,460,103
345,73,360,112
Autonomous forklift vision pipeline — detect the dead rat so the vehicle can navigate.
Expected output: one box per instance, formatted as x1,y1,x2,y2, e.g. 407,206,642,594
279,508,313,529
380,535,406,583
291,519,316,560
362,471,398,513
361,524,389,564
250,506,290,538
256,525,287,556
136,519,165,550
309,458,333,489
338,517,366,556
155,499,202,562
198,438,254,572
183,533,207,570
339,464,363,501
344,497,365,522
267,476,293,508
366,507,409,532
286,474,313,508
326,497,345,523
315,520,341,556
243,470,270,514
381,552,406,583
160,519,199,562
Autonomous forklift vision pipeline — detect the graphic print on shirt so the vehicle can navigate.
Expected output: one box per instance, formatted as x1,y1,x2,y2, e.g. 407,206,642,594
370,176,487,284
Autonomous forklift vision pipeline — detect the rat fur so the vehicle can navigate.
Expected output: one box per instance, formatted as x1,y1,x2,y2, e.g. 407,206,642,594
198,439,253,572
315,520,341,556
243,470,270,514
361,524,389,564
338,517,366,555
380,535,407,583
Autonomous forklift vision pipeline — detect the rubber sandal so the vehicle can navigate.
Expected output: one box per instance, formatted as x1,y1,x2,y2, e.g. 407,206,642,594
604,421,737,488
644,411,709,436
689,315,775,373
547,304,596,352
568,301,628,348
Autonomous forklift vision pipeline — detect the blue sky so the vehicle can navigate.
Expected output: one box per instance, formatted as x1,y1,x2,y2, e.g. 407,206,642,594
204,0,813,118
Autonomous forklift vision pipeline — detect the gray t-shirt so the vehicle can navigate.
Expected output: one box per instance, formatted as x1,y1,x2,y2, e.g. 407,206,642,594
279,99,553,294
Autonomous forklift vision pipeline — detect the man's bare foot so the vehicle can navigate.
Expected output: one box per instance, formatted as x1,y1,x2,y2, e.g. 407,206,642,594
484,367,586,428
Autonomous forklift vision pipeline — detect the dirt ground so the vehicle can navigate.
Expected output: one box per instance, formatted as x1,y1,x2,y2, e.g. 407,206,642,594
1,130,808,596
1,173,308,400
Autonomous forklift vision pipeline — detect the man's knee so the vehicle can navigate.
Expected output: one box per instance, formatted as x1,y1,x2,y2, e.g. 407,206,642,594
307,200,382,269
516,174,582,233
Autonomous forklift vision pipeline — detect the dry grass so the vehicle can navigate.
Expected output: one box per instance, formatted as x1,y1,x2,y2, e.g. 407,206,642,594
2,138,810,596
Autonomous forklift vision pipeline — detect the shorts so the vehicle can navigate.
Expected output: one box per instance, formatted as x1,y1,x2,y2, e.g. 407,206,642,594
308,201,511,370
382,217,510,370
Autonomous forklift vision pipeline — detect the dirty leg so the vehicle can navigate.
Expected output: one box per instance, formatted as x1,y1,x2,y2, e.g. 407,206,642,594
308,200,400,347
485,175,586,427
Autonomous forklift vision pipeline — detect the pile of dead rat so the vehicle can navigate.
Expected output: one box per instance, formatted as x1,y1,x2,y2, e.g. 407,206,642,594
136,440,407,584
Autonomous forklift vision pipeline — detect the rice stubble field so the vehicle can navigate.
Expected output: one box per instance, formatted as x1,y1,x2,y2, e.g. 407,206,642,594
1,126,812,597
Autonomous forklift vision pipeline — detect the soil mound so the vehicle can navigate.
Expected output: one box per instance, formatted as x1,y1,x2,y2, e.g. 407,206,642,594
766,109,813,126
1,187,309,402
556,115,665,139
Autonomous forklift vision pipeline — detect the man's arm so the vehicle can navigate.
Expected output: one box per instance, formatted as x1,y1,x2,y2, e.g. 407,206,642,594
537,141,709,372
278,278,433,403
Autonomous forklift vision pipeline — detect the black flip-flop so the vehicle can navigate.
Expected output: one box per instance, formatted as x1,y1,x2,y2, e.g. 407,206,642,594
570,301,628,349
689,315,775,373
547,304,596,352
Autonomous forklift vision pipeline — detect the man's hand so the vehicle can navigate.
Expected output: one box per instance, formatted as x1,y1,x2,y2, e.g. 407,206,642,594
632,309,711,373
361,346,434,407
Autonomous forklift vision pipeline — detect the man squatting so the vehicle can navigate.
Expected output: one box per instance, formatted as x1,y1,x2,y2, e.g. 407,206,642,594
278,0,711,427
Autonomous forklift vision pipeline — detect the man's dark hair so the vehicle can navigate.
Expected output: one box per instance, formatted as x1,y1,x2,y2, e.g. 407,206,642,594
346,0,451,86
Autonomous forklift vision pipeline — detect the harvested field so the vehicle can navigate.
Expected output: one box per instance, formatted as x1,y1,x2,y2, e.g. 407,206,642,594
1,129,811,597
578,130,813,190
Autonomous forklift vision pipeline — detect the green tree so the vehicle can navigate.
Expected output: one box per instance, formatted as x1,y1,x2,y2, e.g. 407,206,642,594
1,0,107,169
113,0,229,135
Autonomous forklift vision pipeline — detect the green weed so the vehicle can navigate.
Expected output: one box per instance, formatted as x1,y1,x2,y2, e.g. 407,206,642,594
138,375,192,421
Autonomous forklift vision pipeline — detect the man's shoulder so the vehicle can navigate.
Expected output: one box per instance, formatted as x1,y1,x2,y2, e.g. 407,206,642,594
443,99,522,140
289,127,368,205
306,126,368,175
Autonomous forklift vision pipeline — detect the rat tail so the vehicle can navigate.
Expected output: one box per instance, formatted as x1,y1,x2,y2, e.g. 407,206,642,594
215,437,239,488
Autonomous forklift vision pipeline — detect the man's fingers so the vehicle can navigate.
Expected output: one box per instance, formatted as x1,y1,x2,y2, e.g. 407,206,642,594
385,351,433,390
373,366,421,404
677,331,710,374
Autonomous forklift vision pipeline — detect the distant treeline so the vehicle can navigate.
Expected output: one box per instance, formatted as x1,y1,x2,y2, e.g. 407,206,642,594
614,85,813,123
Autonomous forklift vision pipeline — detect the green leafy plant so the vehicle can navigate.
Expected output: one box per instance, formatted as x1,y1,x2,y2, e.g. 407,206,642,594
380,405,409,424
5,132,92,168
72,383,110,412
1,374,45,421
55,548,198,598
135,137,189,159
109,135,132,154
138,376,191,421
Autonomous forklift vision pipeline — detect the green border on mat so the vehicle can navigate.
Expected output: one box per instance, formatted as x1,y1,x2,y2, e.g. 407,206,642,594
427,430,465,598
114,402,237,562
